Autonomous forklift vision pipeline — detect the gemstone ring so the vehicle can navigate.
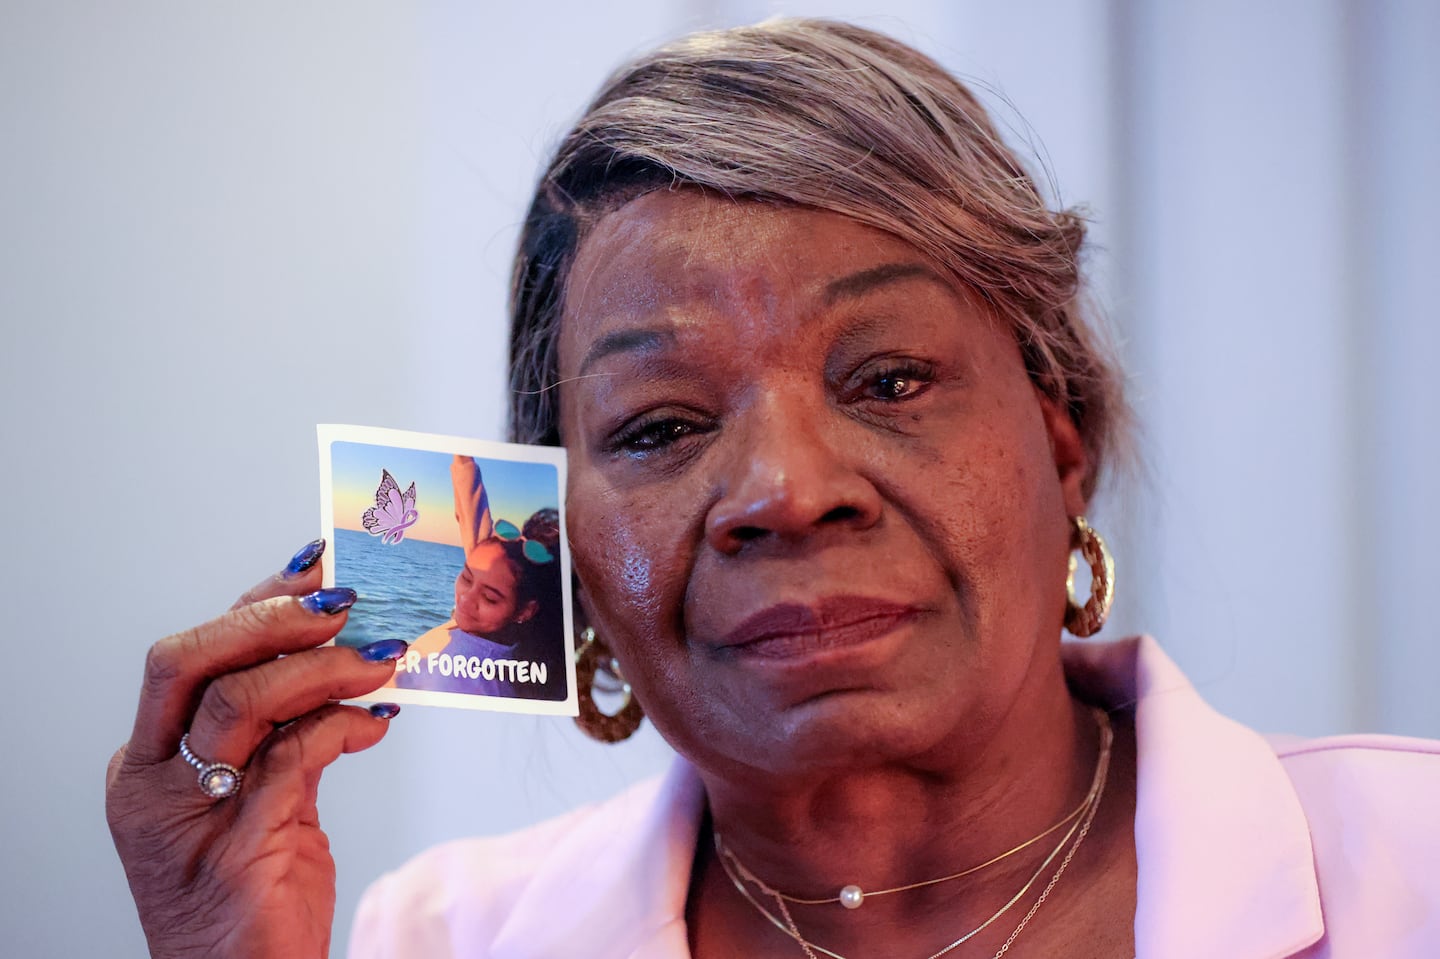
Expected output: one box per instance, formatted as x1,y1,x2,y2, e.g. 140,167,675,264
178,733,245,800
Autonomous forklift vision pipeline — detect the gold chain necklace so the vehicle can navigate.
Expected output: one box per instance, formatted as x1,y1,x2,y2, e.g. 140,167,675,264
714,709,1113,959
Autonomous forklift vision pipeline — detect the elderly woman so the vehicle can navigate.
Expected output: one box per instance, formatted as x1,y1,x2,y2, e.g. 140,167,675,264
106,18,1440,959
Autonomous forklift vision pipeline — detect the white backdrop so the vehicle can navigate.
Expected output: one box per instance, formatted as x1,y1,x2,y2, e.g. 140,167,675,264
1,1,1435,956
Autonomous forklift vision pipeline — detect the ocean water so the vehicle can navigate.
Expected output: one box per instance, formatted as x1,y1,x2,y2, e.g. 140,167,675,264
332,527,461,649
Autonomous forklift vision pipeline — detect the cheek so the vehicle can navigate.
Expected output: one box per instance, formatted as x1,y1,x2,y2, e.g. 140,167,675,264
574,503,661,624
568,477,699,660
499,591,519,620
939,422,1066,620
880,399,1054,597
457,582,481,611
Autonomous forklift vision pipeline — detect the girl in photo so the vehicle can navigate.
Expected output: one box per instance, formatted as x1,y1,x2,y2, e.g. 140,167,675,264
390,455,564,699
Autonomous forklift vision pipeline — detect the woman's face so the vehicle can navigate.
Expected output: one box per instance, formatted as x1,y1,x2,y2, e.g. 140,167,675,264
558,190,1088,779
453,540,527,636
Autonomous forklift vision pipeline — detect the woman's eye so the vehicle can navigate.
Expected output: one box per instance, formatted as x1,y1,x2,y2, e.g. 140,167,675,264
872,372,915,399
860,362,934,401
609,416,704,456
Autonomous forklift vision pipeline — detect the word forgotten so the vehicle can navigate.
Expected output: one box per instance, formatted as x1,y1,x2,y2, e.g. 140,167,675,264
395,650,549,685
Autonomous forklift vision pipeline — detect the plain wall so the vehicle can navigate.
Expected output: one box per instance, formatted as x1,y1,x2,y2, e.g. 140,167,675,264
1,2,1434,955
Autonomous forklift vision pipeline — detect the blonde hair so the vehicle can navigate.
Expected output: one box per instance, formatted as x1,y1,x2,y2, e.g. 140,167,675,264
509,17,1128,496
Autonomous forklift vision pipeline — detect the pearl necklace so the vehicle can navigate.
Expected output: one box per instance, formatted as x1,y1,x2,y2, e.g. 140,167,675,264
714,709,1113,959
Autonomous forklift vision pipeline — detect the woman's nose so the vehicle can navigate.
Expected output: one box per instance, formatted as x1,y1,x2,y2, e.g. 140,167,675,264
704,406,882,555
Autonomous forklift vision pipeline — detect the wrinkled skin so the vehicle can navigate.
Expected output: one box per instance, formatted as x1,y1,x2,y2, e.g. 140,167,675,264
106,561,396,959
559,189,1086,781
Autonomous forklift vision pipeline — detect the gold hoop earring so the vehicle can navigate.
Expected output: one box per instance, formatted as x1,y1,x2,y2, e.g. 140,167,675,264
1064,515,1114,638
574,627,645,743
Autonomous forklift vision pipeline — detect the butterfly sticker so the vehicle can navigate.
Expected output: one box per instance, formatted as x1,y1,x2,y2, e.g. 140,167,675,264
362,469,419,545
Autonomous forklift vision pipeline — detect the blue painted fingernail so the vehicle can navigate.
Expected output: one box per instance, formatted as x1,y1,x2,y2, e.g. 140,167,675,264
357,639,408,662
283,539,326,578
299,587,357,615
369,703,401,719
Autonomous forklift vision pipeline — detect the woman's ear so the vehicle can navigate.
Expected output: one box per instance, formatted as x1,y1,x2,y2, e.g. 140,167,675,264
1037,392,1090,518
515,600,539,625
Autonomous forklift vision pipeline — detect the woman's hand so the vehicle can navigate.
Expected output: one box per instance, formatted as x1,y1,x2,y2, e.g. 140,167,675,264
106,540,407,959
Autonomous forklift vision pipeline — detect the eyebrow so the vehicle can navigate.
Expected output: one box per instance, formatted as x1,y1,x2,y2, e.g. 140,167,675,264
822,262,949,305
578,327,677,375
575,264,946,374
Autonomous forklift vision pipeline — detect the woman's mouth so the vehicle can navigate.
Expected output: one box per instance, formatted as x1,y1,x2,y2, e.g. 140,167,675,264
716,597,923,660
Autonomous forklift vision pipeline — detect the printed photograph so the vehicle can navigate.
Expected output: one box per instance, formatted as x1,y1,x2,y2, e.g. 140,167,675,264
318,425,575,715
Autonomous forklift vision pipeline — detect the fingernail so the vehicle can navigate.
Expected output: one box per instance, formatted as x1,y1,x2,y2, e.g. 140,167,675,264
299,587,357,615
283,539,326,578
369,703,401,719
357,639,408,662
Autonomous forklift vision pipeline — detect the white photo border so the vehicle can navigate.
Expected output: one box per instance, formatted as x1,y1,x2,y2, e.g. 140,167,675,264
318,423,577,716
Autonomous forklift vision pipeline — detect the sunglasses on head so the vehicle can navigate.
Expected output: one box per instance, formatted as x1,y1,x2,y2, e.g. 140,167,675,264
494,519,556,564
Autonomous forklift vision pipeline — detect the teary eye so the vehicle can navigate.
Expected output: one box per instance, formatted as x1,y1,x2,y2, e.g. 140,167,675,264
608,413,710,457
862,361,934,401
873,371,915,399
625,419,691,450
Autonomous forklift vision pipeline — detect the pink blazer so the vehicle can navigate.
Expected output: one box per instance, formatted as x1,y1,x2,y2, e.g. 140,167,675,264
350,637,1440,958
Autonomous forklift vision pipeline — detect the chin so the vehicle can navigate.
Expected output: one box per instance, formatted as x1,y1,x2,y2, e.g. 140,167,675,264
706,689,961,780
453,614,486,635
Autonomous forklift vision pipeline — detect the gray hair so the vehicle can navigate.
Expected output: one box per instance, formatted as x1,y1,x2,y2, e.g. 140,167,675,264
509,17,1128,497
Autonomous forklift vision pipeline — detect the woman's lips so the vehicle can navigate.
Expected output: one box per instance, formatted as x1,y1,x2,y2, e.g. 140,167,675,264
716,598,922,660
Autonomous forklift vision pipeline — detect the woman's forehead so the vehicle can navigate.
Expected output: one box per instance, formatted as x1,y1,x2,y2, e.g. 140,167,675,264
558,190,945,365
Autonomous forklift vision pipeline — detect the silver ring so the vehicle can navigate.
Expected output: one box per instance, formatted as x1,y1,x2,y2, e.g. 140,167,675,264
178,733,245,800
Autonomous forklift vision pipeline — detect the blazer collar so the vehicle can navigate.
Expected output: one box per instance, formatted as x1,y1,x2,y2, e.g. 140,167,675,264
490,758,703,959
1066,636,1324,959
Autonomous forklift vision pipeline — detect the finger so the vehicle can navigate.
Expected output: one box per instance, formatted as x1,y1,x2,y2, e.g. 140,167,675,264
239,704,394,812
126,589,360,767
106,744,127,792
185,641,407,769
229,539,328,611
